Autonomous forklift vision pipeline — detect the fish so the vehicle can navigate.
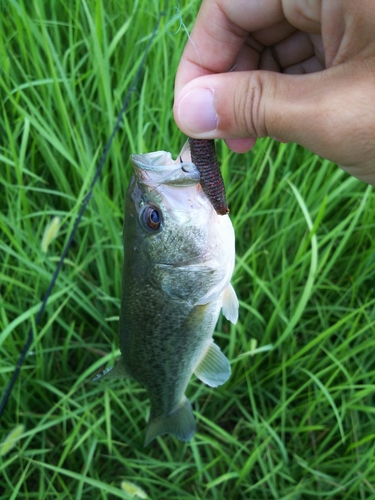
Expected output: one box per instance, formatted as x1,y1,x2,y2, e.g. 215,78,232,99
99,142,238,446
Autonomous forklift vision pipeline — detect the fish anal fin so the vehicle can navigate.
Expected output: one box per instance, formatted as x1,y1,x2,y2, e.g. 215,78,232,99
144,397,196,446
92,360,128,382
222,284,239,324
194,341,231,388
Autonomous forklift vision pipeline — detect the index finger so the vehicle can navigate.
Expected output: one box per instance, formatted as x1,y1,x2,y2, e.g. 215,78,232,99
175,0,284,94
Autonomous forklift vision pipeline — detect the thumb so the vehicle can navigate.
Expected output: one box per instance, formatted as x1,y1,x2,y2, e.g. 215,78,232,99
173,67,375,179
174,70,318,140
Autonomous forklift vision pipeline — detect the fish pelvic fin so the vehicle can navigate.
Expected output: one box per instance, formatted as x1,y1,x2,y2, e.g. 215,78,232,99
222,284,239,324
194,341,231,387
144,397,196,446
92,359,128,382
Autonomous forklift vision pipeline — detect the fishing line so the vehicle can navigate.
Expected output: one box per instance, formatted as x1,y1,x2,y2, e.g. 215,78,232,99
0,3,168,419
166,3,203,70
166,6,227,216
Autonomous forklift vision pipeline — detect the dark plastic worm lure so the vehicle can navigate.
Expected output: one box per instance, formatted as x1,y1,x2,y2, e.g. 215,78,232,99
188,138,229,215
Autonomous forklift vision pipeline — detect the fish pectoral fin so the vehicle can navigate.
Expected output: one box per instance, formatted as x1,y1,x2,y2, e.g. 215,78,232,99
92,360,128,382
222,284,239,324
194,341,231,388
144,397,196,446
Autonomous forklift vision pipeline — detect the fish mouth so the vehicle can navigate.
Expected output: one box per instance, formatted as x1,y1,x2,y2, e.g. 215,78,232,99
131,150,176,171
130,152,200,188
131,141,192,169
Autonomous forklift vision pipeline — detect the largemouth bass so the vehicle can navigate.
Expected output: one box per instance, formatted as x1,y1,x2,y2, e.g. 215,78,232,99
107,142,238,445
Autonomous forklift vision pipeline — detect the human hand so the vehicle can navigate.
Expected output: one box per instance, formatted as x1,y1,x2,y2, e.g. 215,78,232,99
173,0,375,184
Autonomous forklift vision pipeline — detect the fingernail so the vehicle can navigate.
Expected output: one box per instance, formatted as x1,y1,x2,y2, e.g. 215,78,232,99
177,88,218,134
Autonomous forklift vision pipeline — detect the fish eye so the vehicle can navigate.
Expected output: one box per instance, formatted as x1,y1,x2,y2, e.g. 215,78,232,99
142,205,162,231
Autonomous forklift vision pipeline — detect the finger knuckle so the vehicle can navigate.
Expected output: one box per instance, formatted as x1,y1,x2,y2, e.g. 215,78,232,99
237,72,268,138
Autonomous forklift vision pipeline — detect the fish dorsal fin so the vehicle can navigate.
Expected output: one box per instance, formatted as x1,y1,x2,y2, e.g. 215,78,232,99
92,360,128,382
144,396,195,446
222,284,239,324
194,341,231,387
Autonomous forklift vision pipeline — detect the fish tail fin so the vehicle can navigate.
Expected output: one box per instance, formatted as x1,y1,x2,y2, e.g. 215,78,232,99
144,397,196,446
92,358,128,382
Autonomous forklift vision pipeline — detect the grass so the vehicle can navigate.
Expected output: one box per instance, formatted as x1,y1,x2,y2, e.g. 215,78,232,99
1,0,375,498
